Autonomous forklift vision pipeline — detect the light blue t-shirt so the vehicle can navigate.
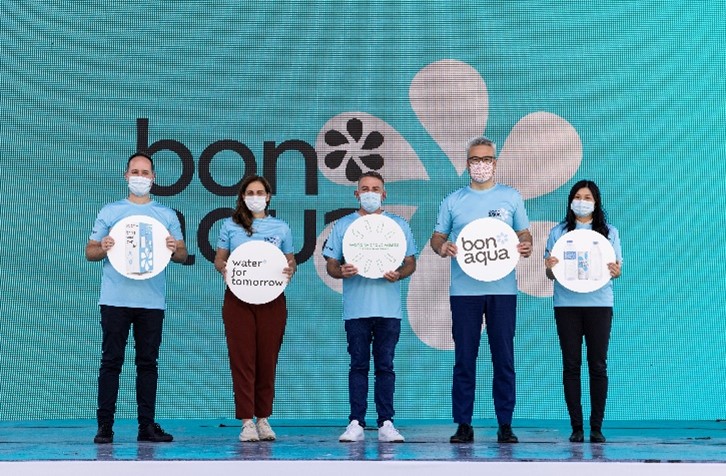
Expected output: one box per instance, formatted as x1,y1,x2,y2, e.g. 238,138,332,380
216,215,294,254
544,222,623,307
89,199,183,310
434,184,530,296
323,211,418,320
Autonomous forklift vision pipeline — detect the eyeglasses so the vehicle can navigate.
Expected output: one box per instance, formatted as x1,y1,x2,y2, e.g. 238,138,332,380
467,156,496,164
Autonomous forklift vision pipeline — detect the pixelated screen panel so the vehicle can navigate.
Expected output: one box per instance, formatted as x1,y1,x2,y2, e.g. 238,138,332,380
1,2,724,420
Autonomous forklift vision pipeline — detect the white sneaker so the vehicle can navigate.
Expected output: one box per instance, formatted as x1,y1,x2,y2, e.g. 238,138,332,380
378,420,405,443
256,418,276,441
339,420,365,442
239,419,259,442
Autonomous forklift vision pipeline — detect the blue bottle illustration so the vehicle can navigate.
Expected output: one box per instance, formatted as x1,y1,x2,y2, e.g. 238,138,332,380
564,240,577,280
577,250,589,280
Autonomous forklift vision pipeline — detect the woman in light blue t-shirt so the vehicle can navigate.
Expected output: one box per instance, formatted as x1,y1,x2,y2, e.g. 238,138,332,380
213,175,296,443
544,180,622,444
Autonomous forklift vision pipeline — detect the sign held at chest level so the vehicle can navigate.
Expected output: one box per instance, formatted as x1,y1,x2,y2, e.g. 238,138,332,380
107,215,172,280
226,241,288,304
455,217,520,282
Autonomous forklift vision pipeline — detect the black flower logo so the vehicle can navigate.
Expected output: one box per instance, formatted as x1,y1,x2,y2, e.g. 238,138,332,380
323,117,384,182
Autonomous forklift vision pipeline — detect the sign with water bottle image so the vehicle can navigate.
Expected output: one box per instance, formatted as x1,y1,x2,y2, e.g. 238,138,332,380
550,229,616,293
106,215,173,280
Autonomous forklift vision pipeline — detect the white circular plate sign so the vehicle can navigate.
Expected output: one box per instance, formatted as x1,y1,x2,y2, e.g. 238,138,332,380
107,215,172,280
226,241,289,304
342,214,407,279
550,229,617,293
455,217,520,282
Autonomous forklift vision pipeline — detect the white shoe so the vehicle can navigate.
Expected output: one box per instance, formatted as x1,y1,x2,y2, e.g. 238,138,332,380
378,420,404,443
339,420,365,442
239,420,259,442
256,418,276,441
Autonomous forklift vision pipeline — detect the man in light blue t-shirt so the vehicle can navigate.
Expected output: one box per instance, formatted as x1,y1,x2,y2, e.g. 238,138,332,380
85,153,187,445
431,136,533,444
323,171,417,443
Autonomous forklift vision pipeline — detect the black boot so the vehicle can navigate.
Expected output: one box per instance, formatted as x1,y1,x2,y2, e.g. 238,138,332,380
450,423,474,443
138,422,174,442
94,422,114,444
497,424,519,443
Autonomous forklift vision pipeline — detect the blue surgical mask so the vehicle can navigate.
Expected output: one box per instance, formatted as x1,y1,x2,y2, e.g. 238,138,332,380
359,192,382,213
128,176,152,197
570,199,595,217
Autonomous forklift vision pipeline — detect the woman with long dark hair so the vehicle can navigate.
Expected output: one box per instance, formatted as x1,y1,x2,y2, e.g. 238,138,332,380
214,175,295,442
544,180,622,443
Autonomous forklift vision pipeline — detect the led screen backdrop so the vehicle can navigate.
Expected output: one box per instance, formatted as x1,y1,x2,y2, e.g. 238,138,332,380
2,1,724,421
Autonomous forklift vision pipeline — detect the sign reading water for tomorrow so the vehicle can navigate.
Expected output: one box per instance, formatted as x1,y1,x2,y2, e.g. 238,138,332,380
455,217,520,282
342,214,407,279
225,241,289,304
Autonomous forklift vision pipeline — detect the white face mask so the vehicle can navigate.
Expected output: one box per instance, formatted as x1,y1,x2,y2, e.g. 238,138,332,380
570,199,595,217
359,192,382,213
469,161,494,183
244,195,267,213
128,176,152,197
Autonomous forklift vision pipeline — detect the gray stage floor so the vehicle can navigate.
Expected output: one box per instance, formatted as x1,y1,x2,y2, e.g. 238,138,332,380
0,419,723,463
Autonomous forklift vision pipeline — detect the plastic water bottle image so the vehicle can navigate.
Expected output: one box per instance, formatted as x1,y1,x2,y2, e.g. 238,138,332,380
577,250,589,280
590,241,602,280
564,240,577,280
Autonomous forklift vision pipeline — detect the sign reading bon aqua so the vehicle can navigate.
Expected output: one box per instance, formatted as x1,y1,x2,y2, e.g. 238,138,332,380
455,218,520,282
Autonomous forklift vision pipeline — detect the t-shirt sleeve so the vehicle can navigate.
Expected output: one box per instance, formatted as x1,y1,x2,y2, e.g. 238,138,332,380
281,223,294,254
610,226,623,262
403,220,418,257
322,220,344,260
434,195,452,235
544,226,559,258
88,209,110,242
511,192,530,232
216,220,231,251
165,210,183,241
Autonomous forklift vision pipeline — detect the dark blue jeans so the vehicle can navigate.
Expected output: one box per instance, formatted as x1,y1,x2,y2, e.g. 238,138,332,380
97,305,164,426
344,317,401,428
451,295,517,425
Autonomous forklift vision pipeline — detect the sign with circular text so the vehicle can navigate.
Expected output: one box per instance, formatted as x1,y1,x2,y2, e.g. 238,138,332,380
226,240,289,304
455,217,520,282
107,215,172,280
342,214,407,279
550,229,617,293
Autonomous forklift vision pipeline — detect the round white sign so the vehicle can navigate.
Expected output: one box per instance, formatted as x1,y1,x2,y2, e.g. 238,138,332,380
455,217,520,282
550,229,617,293
107,215,173,280
342,214,407,279
226,240,289,304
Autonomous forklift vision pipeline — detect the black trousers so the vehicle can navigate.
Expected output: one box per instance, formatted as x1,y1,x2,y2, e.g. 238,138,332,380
97,305,164,426
554,307,612,430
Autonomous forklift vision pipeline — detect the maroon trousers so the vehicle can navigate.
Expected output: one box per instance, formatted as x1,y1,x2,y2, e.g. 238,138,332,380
222,288,287,419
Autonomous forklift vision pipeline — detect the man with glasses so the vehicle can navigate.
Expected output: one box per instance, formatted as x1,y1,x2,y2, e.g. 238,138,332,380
430,136,532,443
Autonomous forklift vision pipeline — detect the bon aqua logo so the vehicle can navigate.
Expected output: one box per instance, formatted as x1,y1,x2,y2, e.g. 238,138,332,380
312,59,584,350
460,233,511,266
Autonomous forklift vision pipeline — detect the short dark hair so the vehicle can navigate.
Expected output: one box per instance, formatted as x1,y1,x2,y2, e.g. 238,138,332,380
358,170,385,185
126,152,155,171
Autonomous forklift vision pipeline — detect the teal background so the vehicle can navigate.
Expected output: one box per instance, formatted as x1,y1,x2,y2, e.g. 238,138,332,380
2,1,724,421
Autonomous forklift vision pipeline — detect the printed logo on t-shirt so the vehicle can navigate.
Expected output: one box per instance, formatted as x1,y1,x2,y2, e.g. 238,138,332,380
265,236,282,248
488,208,511,222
